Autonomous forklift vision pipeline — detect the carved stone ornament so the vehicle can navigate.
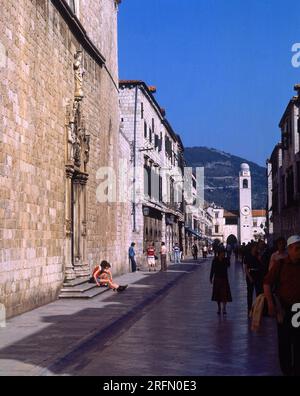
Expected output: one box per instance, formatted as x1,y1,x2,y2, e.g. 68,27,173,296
65,219,72,236
74,50,85,99
66,99,90,171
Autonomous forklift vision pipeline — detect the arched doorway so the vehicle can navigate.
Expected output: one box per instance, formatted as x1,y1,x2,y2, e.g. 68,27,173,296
226,234,238,247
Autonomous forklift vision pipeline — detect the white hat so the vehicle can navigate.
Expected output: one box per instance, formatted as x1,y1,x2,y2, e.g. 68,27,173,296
287,235,300,247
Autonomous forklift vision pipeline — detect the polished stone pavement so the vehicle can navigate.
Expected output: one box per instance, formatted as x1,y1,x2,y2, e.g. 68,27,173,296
0,258,281,376
53,258,281,376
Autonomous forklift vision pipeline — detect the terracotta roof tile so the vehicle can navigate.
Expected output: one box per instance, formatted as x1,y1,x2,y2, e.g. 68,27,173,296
252,209,266,217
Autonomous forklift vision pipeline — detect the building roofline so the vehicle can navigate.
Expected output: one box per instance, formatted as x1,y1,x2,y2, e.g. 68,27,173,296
269,143,282,162
279,97,298,128
119,80,166,120
51,0,106,66
119,80,184,150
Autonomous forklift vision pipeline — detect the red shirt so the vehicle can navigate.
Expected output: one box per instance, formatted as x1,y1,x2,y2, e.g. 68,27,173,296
147,247,155,257
264,256,300,308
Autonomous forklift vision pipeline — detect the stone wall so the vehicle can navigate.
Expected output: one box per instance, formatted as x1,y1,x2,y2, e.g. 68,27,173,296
0,0,129,317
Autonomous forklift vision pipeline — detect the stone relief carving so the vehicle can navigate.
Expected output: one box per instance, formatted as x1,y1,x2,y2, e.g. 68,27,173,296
64,49,90,281
66,99,90,171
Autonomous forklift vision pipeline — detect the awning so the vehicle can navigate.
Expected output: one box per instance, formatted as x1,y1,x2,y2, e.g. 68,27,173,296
185,226,202,239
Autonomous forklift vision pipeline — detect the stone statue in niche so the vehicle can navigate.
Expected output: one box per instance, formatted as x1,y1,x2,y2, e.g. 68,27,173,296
66,51,90,170
74,50,85,99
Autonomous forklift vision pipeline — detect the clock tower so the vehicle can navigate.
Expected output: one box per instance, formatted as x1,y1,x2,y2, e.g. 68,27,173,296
239,163,253,244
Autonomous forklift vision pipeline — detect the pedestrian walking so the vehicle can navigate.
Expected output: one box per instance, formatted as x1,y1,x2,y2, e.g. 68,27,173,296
240,242,247,264
173,243,181,264
128,242,137,272
244,242,265,314
202,245,208,259
234,244,239,261
147,241,157,272
264,235,300,376
212,240,220,257
257,239,271,276
160,242,168,271
192,243,198,260
268,237,288,271
226,244,232,260
210,248,232,315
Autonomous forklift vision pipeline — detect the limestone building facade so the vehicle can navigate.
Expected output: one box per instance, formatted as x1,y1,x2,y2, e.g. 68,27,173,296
0,0,129,317
267,85,300,240
119,80,185,265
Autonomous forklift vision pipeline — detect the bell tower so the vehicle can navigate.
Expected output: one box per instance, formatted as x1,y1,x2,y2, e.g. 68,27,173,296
239,163,253,244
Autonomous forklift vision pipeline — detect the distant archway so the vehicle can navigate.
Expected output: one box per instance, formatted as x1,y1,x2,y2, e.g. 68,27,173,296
227,234,238,247
212,238,221,247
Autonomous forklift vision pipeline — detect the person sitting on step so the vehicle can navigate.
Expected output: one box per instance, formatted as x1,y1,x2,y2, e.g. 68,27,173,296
93,260,128,292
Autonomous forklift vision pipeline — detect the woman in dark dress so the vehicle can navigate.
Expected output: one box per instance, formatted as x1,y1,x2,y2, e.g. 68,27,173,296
210,248,232,315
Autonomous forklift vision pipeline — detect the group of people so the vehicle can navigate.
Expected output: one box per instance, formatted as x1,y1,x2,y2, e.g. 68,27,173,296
209,235,300,376
129,241,183,273
191,243,209,260
90,241,187,293
129,241,211,273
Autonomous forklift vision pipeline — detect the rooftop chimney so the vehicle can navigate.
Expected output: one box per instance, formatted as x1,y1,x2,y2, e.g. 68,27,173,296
294,84,300,97
148,86,157,93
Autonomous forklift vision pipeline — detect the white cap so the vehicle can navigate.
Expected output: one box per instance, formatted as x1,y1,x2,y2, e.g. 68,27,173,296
287,235,300,247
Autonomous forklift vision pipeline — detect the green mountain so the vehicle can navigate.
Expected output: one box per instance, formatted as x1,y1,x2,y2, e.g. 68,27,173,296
184,146,267,210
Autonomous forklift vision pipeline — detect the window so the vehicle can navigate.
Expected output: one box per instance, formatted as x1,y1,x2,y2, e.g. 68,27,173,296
165,136,172,158
152,169,160,201
144,165,151,197
149,128,152,143
159,175,162,202
281,175,286,208
144,121,147,138
243,179,248,189
215,225,219,234
215,212,219,219
253,220,258,227
286,166,294,206
288,118,293,147
158,132,163,152
225,217,238,225
155,134,159,150
141,103,144,119
272,183,279,214
170,178,175,204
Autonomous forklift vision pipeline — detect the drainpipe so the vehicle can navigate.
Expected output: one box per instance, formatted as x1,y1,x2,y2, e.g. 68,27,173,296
132,85,138,232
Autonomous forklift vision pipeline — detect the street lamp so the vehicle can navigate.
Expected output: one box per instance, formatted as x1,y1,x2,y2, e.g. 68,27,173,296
143,207,150,216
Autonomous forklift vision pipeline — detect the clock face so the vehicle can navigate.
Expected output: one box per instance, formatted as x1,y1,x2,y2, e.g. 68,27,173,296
241,206,250,216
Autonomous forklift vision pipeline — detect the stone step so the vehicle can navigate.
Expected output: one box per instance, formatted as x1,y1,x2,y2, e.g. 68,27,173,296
60,282,97,293
62,277,90,288
59,285,109,299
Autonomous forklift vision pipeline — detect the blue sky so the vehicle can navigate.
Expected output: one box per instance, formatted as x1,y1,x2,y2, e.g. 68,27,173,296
118,0,300,166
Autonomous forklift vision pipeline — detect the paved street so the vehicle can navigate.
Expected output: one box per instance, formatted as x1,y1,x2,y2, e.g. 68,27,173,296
0,257,281,376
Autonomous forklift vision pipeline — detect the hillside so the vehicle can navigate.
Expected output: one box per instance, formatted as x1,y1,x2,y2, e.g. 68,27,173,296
184,146,267,210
